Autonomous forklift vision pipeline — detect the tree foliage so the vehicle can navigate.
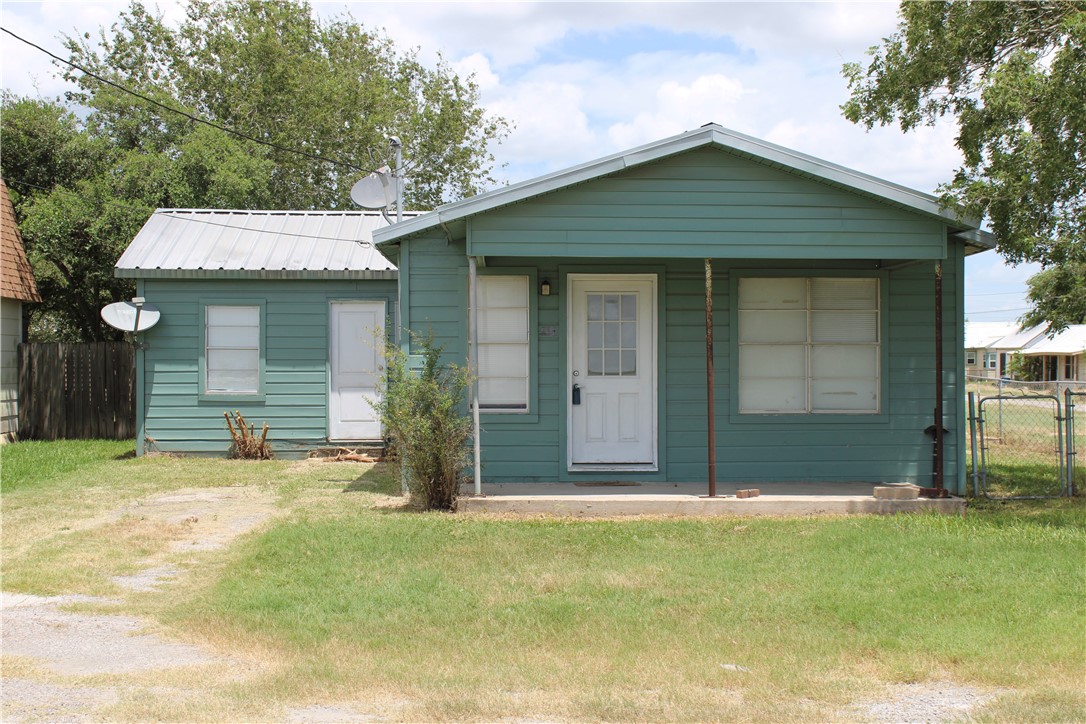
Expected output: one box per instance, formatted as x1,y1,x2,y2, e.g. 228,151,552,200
1,0,508,340
1019,261,1086,329
843,1,1085,332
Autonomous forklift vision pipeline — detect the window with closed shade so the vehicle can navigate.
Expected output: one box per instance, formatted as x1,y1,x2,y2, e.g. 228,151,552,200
738,277,880,414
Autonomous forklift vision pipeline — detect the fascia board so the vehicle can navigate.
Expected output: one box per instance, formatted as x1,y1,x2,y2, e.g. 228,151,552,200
708,128,981,230
373,156,632,246
373,123,983,246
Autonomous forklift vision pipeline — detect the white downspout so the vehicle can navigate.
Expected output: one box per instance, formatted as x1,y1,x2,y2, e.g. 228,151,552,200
468,256,482,496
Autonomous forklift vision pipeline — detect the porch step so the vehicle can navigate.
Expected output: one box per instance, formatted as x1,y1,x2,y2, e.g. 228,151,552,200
460,493,965,518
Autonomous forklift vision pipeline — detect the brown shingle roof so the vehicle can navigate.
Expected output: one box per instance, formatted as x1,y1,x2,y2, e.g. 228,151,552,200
1,178,41,302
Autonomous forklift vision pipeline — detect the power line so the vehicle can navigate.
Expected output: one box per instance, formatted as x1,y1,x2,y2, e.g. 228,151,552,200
1,26,378,175
5,177,397,246
965,290,1029,297
966,307,1031,315
157,212,379,246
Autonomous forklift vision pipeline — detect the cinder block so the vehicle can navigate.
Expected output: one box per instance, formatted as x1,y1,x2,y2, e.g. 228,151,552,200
873,485,919,500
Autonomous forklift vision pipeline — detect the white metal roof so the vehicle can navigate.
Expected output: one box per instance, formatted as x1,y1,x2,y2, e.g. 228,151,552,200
965,322,1019,349
991,324,1048,351
1020,325,1086,356
117,209,417,279
374,123,989,250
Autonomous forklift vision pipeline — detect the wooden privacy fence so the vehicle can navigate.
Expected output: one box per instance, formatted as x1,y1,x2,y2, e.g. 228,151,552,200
18,342,135,440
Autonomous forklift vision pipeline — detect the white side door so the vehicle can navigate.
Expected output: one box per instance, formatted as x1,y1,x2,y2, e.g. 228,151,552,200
329,301,385,440
568,275,656,467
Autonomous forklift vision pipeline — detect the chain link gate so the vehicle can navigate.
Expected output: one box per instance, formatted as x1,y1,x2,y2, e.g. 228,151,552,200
970,394,1066,499
1067,390,1084,497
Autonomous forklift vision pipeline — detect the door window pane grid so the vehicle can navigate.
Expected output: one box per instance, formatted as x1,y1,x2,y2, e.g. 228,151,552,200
587,293,637,376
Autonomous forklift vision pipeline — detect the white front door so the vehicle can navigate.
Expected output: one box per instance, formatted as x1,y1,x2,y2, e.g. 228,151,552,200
329,301,385,440
568,275,657,467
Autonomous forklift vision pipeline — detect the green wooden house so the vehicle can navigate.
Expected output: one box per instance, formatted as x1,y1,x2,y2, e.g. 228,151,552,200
373,124,993,494
117,209,407,456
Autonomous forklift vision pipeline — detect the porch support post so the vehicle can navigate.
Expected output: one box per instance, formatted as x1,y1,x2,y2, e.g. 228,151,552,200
934,259,945,492
705,258,717,497
468,256,483,496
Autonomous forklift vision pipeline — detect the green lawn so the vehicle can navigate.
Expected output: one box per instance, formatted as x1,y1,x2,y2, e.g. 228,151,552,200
2,440,1084,722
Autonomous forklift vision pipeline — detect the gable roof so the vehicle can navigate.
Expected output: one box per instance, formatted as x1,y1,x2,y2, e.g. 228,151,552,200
373,123,991,253
965,321,1019,349
1020,325,1086,356
116,209,419,280
1,178,41,302
991,324,1048,351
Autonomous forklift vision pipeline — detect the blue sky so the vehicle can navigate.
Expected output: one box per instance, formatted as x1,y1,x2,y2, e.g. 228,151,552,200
0,1,1040,322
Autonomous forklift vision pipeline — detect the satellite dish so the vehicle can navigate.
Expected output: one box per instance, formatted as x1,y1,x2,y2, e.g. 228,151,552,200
350,166,393,209
101,300,161,332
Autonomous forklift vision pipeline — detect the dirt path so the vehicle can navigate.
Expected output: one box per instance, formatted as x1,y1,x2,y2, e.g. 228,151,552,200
2,484,1007,723
1,487,277,722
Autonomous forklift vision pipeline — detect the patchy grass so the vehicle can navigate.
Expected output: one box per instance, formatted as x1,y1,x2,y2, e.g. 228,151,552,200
2,441,1083,722
157,502,1085,721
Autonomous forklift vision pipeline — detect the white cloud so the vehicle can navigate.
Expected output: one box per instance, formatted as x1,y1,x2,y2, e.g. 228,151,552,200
451,52,500,92
607,73,749,149
3,0,1029,317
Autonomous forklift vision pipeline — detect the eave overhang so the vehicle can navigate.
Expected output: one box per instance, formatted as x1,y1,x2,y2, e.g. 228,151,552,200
373,124,984,252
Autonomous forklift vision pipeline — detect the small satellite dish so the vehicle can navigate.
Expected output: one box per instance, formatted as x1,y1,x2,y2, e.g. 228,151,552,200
101,300,161,332
350,166,393,209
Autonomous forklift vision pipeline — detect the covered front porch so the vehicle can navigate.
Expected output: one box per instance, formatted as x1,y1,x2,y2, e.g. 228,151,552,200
460,481,966,516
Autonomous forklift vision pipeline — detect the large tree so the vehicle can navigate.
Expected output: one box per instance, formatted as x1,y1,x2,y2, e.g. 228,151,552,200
2,0,508,340
842,1,1085,332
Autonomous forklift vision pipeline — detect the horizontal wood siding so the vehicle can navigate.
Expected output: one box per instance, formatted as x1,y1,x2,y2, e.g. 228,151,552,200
428,254,965,489
406,234,467,360
468,148,946,260
139,278,396,457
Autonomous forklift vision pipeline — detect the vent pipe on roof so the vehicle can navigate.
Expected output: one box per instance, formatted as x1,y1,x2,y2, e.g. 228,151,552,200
389,136,403,223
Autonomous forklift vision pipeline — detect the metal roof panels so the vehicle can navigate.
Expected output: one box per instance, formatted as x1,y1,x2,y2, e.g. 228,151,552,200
116,209,416,279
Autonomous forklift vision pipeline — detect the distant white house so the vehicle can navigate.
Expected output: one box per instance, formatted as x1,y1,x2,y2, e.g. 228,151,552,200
966,321,1086,382
1019,325,1086,382
965,321,1019,379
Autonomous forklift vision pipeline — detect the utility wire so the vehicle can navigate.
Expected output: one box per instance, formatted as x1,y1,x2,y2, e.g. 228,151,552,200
4,178,407,246
1,26,382,175
965,290,1029,297
966,307,1032,315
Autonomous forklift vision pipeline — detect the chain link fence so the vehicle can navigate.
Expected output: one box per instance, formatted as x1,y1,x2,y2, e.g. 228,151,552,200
1067,390,1084,497
968,393,1069,499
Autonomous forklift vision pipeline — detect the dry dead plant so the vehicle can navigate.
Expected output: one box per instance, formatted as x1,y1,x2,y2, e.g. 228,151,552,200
224,411,273,460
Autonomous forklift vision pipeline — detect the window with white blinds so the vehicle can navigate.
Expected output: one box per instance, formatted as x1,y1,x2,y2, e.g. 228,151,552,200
205,305,260,394
477,275,529,411
738,277,880,414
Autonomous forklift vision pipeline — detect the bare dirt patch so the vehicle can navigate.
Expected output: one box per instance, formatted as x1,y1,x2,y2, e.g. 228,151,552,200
115,486,279,553
1,592,223,676
1,487,279,721
850,679,1006,723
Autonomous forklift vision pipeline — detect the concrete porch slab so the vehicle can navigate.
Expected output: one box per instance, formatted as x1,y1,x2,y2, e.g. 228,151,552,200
459,481,965,517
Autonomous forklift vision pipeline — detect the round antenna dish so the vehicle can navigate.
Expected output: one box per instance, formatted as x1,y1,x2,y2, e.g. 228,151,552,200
350,166,393,210
101,301,161,332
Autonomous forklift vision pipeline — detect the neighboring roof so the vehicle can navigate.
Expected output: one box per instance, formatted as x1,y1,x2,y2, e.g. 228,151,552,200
374,123,986,250
965,321,1019,349
991,324,1048,351
1,178,41,302
1020,325,1086,356
116,209,419,280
